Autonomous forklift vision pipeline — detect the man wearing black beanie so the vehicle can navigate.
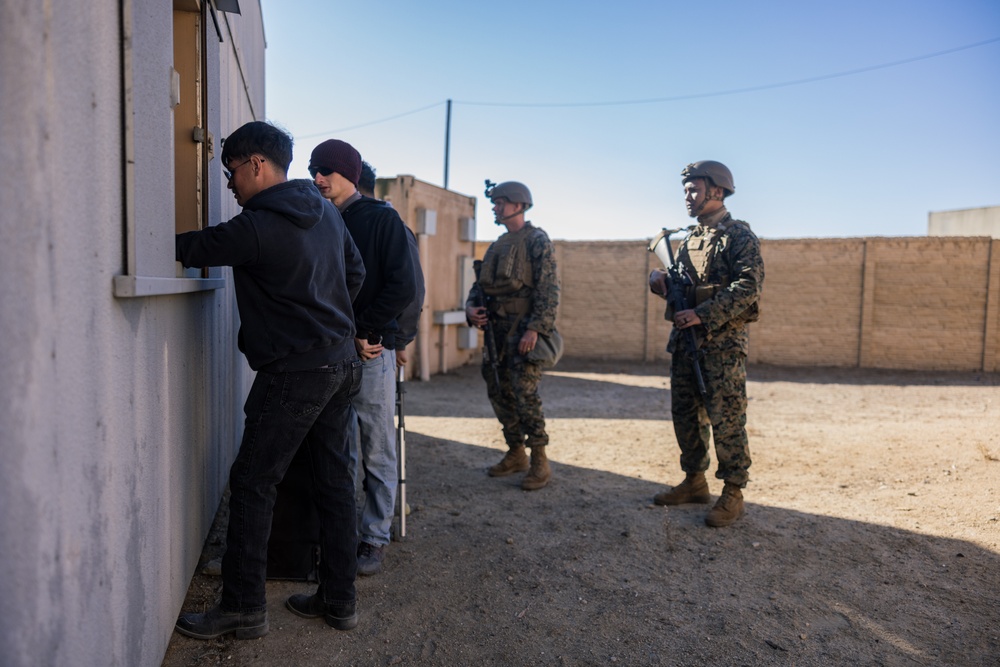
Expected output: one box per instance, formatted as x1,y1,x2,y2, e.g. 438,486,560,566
358,161,425,373
310,139,416,576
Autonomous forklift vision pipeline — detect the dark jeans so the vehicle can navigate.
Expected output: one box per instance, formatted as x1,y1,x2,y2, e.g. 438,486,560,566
221,358,363,612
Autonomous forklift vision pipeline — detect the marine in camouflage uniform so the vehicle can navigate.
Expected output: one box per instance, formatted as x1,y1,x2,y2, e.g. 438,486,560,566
649,161,764,527
465,181,560,490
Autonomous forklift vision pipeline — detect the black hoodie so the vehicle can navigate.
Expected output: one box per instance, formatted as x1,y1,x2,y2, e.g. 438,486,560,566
341,196,416,349
176,179,365,372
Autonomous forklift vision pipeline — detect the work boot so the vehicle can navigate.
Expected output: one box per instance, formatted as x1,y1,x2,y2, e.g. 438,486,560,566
705,482,746,527
521,446,551,491
488,445,530,477
285,593,358,631
174,604,268,640
653,472,711,506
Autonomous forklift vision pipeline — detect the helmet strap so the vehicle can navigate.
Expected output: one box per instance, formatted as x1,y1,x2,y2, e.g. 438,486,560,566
496,201,526,223
691,180,725,217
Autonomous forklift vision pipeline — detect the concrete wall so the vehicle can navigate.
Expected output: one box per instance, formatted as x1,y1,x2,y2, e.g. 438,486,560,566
544,236,1000,372
0,2,265,666
561,242,653,361
929,205,1000,239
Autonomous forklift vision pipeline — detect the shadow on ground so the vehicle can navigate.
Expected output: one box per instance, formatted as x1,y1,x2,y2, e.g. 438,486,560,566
747,363,999,388
162,362,999,667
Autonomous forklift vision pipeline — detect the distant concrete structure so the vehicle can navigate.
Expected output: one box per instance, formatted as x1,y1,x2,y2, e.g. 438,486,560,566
928,205,1000,239
376,175,480,380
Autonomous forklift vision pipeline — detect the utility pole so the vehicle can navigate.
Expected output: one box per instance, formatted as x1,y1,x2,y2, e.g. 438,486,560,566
443,98,452,189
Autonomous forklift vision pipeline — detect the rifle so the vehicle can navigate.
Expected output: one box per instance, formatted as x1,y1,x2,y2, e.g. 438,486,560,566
647,227,708,399
471,260,502,389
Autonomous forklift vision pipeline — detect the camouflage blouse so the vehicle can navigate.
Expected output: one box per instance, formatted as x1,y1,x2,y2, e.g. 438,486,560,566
468,222,560,336
671,211,764,356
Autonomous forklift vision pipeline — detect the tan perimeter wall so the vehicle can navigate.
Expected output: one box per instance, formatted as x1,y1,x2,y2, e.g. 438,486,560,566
544,237,1000,372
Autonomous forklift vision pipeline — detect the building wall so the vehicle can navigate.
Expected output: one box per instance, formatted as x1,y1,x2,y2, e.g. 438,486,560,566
544,236,1000,372
751,239,866,367
0,2,265,666
928,205,1000,239
378,176,481,379
560,242,651,360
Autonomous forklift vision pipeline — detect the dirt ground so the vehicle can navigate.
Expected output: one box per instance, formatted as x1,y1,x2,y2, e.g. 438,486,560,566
162,360,1000,667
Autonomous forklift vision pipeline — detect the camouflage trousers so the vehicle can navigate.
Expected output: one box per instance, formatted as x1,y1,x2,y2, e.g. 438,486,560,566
482,323,548,449
670,349,751,487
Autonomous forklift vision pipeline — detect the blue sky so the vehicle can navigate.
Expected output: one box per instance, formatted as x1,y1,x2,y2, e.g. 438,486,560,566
260,0,999,242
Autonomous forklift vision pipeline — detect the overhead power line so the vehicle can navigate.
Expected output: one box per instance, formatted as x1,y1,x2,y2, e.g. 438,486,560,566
455,36,1000,108
294,36,999,139
295,101,447,139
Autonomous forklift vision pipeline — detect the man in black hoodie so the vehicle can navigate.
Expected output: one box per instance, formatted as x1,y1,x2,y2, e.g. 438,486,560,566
357,161,425,371
310,140,415,576
174,122,366,639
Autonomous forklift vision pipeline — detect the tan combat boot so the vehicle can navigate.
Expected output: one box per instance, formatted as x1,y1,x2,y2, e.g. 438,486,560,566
488,445,530,477
653,472,711,506
521,446,551,490
704,482,745,527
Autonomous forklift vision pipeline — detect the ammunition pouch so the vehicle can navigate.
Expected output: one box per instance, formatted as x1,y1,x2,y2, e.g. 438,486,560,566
480,232,534,296
490,296,533,347
487,297,531,318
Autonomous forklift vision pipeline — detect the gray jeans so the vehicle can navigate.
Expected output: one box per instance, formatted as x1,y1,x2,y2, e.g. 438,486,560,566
349,349,398,546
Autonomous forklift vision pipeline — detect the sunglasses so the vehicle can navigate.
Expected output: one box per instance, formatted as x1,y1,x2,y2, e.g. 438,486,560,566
223,157,262,181
309,165,335,178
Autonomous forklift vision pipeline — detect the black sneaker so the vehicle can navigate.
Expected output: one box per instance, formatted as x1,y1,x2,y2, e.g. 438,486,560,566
286,593,358,631
175,604,268,640
357,541,386,576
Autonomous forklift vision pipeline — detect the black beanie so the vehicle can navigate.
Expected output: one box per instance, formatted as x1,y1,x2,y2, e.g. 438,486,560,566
309,139,362,186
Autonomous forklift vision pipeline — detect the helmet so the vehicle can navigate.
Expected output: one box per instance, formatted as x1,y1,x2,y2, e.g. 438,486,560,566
681,161,734,197
485,180,533,210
